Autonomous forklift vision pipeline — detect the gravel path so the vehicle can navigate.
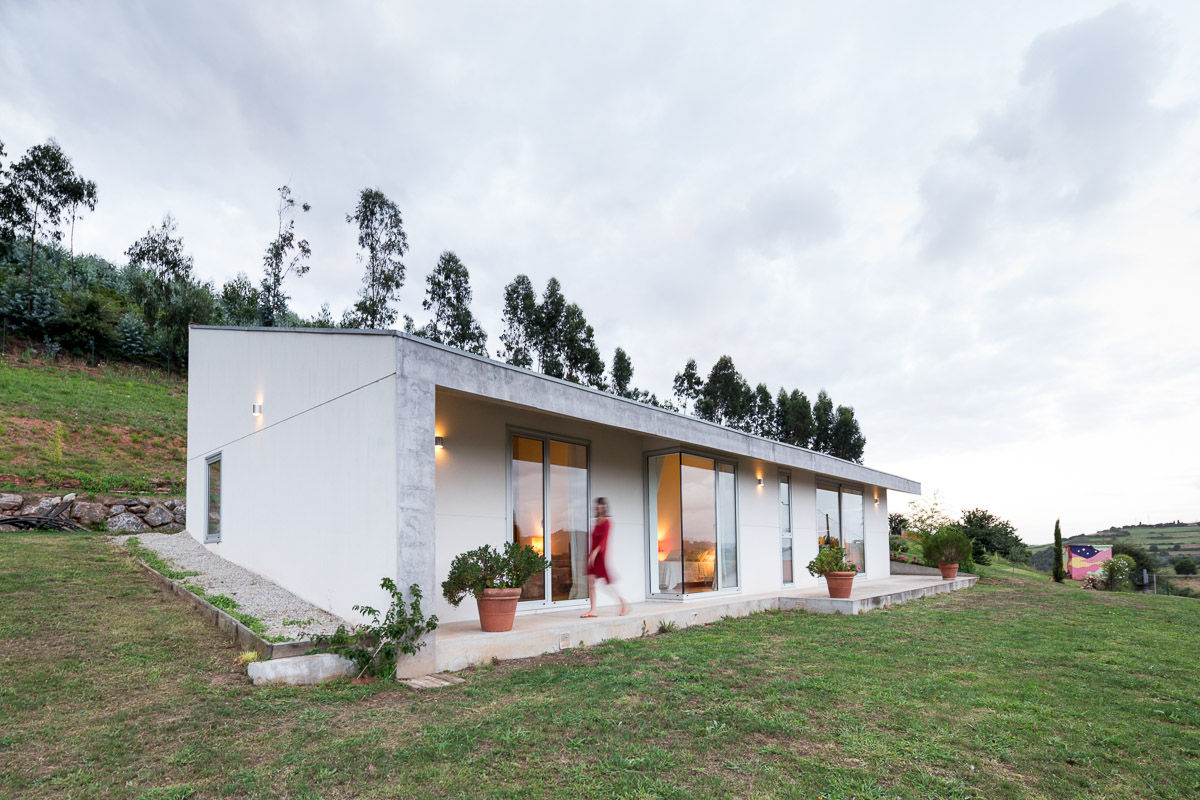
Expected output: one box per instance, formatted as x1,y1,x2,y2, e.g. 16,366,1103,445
112,532,349,640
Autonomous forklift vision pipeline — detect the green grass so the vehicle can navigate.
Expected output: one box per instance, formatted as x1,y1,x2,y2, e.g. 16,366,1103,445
3,531,1199,799
0,356,186,494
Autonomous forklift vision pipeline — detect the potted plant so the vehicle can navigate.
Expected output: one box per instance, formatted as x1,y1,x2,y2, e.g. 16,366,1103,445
806,542,859,598
442,541,550,632
922,526,972,579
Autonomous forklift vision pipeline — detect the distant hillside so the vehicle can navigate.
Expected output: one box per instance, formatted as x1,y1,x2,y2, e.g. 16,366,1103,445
0,348,186,495
1029,523,1200,574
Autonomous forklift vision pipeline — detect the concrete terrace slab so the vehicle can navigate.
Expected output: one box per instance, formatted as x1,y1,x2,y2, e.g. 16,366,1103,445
435,574,977,672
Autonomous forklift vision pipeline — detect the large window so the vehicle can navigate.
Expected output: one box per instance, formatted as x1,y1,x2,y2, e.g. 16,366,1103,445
780,472,793,583
648,452,738,595
511,433,590,604
815,482,866,571
205,454,222,543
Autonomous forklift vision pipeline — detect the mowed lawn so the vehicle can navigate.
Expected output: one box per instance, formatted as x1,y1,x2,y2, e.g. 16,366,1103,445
2,533,1198,800
0,358,186,494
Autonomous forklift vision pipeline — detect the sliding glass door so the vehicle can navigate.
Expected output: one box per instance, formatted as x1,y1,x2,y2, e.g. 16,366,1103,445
648,452,738,595
815,482,866,571
511,433,590,605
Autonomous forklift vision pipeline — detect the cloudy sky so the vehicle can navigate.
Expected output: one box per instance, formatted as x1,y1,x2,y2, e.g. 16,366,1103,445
3,1,1198,544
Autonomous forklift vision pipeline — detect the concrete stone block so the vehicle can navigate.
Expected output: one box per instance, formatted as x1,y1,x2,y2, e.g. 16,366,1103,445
247,653,355,686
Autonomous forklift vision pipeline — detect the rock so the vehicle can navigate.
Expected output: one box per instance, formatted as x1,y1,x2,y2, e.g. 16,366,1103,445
154,522,184,533
247,654,355,686
19,497,62,517
137,496,155,507
106,512,149,532
173,502,187,524
143,505,174,527
0,493,21,511
108,504,126,516
164,499,176,511
63,492,76,503
0,524,17,532
128,504,148,515
71,502,108,525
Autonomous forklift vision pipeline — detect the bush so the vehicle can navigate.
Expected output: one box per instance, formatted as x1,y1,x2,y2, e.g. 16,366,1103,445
889,534,909,554
309,579,438,679
441,541,550,606
922,526,974,570
1102,554,1136,591
806,543,857,577
1175,557,1197,575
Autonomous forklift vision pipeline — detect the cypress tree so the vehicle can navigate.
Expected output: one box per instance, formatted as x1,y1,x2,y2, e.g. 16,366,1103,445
1052,519,1066,583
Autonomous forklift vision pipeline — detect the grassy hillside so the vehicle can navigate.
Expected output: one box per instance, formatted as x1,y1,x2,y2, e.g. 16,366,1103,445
1030,523,1200,574
3,530,1199,799
0,352,186,495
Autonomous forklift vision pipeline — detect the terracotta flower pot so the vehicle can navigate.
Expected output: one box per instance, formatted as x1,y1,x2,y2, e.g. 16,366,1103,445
825,571,856,599
939,563,959,580
475,587,523,632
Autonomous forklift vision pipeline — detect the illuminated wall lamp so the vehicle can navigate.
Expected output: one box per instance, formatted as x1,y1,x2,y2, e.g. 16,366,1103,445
251,403,263,417
434,436,445,450
756,477,764,487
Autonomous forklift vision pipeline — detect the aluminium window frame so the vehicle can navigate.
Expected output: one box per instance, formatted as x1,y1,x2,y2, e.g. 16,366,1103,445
204,452,222,544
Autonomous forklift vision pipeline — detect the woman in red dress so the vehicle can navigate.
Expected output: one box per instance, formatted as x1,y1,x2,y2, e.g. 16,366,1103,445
582,497,629,617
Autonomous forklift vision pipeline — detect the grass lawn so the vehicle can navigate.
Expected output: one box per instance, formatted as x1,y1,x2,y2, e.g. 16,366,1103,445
2,532,1198,799
0,356,186,494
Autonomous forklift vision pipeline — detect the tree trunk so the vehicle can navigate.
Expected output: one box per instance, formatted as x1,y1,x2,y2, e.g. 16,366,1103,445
69,204,77,294
27,200,39,313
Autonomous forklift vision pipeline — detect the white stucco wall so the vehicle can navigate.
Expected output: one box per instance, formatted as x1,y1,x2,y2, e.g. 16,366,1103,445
186,328,400,622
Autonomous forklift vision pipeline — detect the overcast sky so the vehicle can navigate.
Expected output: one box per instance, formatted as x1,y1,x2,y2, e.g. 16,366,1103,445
3,1,1198,544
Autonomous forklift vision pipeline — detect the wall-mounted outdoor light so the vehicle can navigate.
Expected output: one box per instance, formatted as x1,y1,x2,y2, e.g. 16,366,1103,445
251,402,263,417
756,476,764,487
434,436,445,450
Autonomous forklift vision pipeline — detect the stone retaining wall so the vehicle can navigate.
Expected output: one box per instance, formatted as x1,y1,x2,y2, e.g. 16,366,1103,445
0,491,186,532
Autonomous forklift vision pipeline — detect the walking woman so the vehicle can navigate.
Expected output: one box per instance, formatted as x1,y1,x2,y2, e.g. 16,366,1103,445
582,497,629,617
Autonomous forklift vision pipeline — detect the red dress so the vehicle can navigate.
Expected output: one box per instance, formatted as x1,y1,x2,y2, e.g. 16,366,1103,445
588,518,611,581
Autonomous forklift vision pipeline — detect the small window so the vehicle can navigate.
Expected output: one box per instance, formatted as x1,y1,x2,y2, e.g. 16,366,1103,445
780,472,793,583
205,454,222,543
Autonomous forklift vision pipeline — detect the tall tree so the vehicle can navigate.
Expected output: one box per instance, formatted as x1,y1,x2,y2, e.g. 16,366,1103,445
535,277,567,377
672,359,703,414
219,272,261,326
750,383,777,437
559,302,606,388
829,404,866,462
414,251,488,355
610,347,634,398
62,175,97,292
498,274,538,368
1,140,82,308
777,388,815,448
125,214,194,324
1052,519,1066,583
344,187,407,329
258,185,311,326
125,214,195,366
696,355,752,428
811,390,835,453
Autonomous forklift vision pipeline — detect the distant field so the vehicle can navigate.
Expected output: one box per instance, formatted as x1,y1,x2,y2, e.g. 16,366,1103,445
0,354,186,495
1029,524,1200,575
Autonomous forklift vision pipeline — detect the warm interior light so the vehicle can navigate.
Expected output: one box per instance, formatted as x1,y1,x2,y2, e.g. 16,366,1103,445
658,550,669,562
434,436,445,449
530,536,543,555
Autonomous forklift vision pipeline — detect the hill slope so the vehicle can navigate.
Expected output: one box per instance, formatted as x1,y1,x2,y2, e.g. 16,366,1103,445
0,354,186,494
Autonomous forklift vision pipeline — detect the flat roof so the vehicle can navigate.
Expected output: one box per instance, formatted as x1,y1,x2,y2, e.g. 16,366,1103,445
191,325,921,494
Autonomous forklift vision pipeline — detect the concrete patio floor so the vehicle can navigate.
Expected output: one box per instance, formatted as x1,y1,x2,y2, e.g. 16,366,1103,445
435,573,978,673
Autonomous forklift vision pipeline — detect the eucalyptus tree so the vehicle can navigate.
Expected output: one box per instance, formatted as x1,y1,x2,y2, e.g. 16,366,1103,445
672,358,702,414
498,274,538,368
258,185,311,326
610,347,634,397
829,404,866,462
1,139,86,307
811,390,835,453
125,214,195,366
696,355,753,428
776,388,815,448
415,250,488,355
535,277,567,377
344,187,407,329
219,272,260,326
62,175,97,291
559,302,606,388
750,383,777,438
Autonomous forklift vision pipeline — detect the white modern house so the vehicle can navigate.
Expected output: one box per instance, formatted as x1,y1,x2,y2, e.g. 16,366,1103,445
186,326,922,674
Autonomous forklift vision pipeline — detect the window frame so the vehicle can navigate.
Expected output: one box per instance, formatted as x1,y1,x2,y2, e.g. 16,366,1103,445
204,452,222,544
815,480,867,572
779,470,793,585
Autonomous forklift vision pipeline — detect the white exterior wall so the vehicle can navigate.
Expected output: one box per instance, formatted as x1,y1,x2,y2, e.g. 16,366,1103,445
186,329,399,622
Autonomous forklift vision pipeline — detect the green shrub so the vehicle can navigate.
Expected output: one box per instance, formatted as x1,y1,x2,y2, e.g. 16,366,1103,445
309,579,438,679
441,541,550,606
922,526,973,570
806,543,857,577
1103,554,1136,591
1173,557,1196,575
